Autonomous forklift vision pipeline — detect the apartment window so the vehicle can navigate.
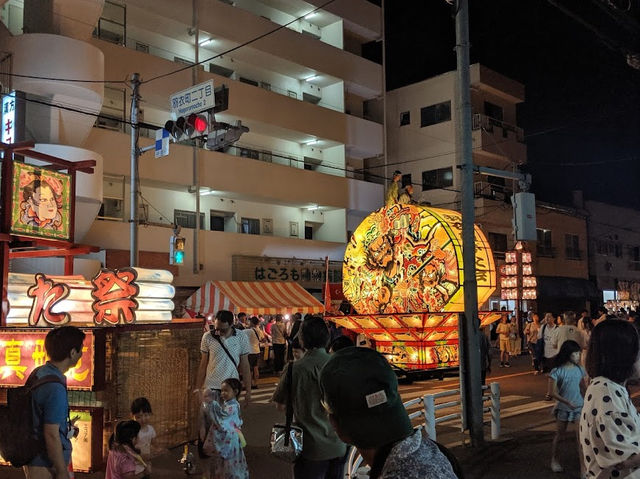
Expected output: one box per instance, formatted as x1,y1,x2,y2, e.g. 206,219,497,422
135,42,149,53
488,233,508,259
239,77,259,87
241,218,260,235
400,111,410,126
174,56,194,66
422,167,453,191
420,101,451,127
596,240,623,257
305,225,313,240
536,228,553,257
565,234,581,260
174,209,205,229
98,175,125,221
401,173,412,188
630,246,640,271
209,63,234,78
484,101,504,121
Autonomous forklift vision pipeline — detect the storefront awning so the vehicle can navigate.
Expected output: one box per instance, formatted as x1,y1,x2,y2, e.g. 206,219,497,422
184,281,324,316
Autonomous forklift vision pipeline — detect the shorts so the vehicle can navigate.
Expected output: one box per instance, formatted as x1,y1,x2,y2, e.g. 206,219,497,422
553,408,581,422
248,353,259,368
499,336,510,352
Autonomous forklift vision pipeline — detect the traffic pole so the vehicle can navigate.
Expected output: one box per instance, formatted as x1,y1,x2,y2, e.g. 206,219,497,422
454,0,484,446
130,72,141,267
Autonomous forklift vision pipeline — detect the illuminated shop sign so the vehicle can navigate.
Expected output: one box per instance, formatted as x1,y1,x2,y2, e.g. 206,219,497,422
0,330,95,389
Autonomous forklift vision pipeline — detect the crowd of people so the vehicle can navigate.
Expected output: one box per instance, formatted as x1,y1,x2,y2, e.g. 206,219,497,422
21,306,640,479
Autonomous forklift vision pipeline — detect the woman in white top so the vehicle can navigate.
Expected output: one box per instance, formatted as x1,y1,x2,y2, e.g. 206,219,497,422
580,320,640,479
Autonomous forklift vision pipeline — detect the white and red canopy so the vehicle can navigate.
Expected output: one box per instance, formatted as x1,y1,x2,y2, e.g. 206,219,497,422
185,281,324,316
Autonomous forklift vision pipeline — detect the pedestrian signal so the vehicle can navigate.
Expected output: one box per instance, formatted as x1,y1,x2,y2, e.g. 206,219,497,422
169,235,185,265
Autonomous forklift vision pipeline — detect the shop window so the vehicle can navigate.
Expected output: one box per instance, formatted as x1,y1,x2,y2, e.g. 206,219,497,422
420,101,451,127
422,167,453,191
400,111,410,126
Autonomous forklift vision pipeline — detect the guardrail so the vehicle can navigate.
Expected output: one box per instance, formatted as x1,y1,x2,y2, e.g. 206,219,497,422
343,382,501,478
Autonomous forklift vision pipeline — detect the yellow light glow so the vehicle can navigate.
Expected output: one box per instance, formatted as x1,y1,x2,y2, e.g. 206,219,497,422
343,205,496,314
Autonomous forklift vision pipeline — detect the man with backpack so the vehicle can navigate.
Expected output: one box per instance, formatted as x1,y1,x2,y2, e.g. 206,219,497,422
25,326,85,479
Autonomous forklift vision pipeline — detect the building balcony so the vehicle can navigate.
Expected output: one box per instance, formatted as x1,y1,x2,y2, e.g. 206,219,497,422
472,114,527,167
473,180,513,203
629,261,640,271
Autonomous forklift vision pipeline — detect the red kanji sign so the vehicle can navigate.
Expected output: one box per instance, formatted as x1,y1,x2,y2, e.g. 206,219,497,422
0,331,95,389
27,273,71,326
90,268,139,325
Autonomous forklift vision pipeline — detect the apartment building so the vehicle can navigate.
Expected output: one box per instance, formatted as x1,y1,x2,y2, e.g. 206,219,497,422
583,198,640,310
366,64,595,313
1,0,383,296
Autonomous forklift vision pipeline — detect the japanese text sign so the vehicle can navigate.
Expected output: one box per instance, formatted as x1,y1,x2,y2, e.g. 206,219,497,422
2,91,16,143
0,330,95,389
10,162,72,240
170,80,214,116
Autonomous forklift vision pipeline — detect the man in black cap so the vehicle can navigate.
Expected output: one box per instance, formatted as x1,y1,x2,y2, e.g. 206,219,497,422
384,170,402,207
320,347,457,479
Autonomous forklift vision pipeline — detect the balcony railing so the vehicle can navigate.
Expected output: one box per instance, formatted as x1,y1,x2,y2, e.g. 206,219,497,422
474,181,512,202
472,114,524,143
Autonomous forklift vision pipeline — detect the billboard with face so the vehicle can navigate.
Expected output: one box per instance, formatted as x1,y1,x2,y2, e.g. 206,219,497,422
10,162,72,240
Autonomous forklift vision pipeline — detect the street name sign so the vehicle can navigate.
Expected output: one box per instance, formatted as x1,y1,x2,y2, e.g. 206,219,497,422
169,80,214,117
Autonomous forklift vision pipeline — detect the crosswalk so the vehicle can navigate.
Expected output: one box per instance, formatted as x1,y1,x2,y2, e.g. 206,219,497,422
249,375,554,424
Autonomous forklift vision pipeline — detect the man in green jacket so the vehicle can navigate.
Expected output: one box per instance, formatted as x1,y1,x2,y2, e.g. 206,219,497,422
384,170,402,206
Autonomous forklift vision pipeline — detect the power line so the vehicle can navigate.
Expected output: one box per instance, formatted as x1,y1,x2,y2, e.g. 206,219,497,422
2,71,128,84
142,0,338,85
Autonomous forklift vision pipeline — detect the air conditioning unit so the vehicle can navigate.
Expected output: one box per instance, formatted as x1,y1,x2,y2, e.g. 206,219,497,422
300,21,321,39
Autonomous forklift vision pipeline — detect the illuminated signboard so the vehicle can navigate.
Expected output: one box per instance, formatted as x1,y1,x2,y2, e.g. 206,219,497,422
0,330,95,389
7,268,176,326
343,204,496,315
2,91,16,143
10,162,72,240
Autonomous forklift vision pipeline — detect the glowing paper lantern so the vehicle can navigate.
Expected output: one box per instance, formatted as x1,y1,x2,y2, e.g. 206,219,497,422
343,205,496,314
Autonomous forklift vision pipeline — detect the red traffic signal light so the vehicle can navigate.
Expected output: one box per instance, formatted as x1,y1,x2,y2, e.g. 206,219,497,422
187,113,208,133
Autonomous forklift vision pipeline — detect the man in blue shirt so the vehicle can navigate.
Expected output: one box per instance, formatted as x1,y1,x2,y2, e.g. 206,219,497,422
25,326,85,479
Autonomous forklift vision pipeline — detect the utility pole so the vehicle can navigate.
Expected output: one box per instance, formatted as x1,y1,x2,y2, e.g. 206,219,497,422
454,0,484,446
192,0,200,275
130,72,141,267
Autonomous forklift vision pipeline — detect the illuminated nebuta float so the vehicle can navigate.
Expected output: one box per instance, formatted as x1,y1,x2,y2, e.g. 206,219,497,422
327,204,500,371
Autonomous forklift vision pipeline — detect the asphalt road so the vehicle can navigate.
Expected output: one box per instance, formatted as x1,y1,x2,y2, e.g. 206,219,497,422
3,352,596,478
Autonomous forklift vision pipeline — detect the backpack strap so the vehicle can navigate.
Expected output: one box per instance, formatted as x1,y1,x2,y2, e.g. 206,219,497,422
29,375,66,392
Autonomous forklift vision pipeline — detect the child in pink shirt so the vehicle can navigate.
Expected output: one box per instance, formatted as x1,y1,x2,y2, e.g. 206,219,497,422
105,420,151,479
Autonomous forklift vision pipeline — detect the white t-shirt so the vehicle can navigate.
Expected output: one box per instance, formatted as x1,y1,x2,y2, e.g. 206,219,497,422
243,327,265,354
538,324,558,358
200,330,251,390
137,424,156,458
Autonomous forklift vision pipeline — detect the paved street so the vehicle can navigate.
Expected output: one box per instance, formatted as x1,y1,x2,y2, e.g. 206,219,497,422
5,351,630,478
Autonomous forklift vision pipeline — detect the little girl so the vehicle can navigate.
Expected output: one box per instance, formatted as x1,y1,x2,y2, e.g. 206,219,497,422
200,378,249,479
546,340,586,474
131,397,156,463
105,420,151,479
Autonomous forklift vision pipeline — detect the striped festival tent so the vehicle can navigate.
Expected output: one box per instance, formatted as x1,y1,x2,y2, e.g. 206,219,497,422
184,281,324,316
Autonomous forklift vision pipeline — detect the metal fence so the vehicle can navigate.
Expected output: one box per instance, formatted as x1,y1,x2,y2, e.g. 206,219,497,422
343,382,501,478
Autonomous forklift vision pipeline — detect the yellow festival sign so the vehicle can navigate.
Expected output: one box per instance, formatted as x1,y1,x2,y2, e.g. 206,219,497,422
343,204,496,314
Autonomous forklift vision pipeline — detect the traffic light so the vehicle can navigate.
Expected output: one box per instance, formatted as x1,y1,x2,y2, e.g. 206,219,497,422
206,120,249,151
164,113,208,142
169,235,185,265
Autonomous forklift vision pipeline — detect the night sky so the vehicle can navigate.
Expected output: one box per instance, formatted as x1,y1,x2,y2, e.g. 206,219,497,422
380,0,640,209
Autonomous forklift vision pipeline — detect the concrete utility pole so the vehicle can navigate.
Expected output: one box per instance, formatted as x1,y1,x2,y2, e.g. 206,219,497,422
130,72,141,267
192,0,200,275
454,0,484,446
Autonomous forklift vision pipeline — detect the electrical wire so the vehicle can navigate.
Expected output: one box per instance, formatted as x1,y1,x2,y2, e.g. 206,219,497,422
142,0,338,85
2,71,128,84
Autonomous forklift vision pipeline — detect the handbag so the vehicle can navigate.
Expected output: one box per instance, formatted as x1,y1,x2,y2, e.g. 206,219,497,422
269,362,303,462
